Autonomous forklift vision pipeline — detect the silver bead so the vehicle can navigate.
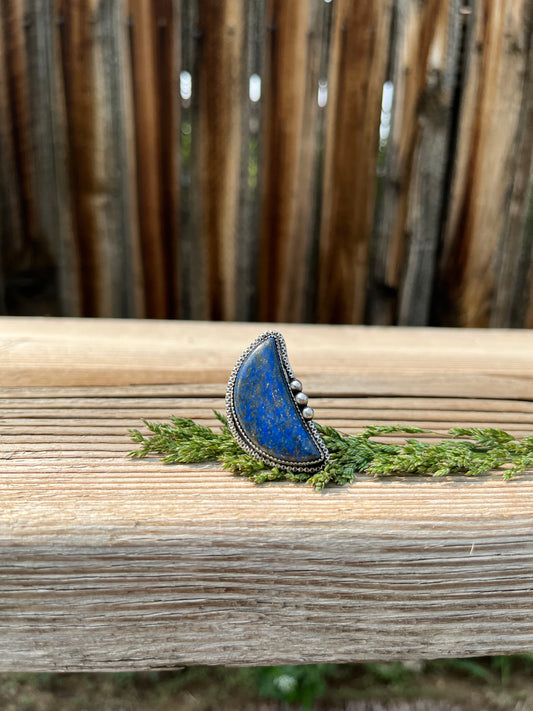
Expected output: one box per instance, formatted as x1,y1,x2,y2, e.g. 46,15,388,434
290,379,302,393
295,391,308,406
302,406,314,420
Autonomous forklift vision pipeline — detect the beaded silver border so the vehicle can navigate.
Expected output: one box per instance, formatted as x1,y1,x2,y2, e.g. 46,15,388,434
225,330,329,473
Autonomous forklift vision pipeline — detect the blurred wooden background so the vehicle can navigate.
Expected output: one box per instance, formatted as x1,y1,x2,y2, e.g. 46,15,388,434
0,0,531,326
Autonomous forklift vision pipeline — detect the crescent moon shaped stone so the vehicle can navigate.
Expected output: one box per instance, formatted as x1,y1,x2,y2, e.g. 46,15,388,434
225,331,329,473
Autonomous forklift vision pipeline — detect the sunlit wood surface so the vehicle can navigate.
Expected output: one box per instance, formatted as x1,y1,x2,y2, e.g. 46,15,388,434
1,318,532,670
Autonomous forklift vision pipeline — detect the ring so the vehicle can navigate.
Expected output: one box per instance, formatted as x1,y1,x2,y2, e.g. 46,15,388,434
225,331,329,473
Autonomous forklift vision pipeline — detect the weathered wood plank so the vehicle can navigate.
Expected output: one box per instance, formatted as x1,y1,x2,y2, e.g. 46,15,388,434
155,0,181,318
24,0,80,316
276,0,327,322
6,407,533,428
128,0,177,318
0,0,49,316
1,0,38,244
257,0,312,322
196,0,246,320
5,394,533,415
178,0,204,319
317,0,392,324
0,427,532,669
54,0,145,317
370,0,462,326
491,16,533,328
525,179,533,328
438,0,533,327
234,0,264,322
91,0,145,317
0,3,19,313
257,0,335,323
55,0,100,315
2,318,533,400
1,319,533,668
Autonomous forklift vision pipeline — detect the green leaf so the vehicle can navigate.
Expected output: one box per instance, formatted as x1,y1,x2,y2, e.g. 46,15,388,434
128,415,533,489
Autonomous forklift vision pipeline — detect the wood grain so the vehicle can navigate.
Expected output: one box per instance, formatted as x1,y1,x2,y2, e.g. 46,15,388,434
0,2,20,312
274,0,326,323
93,0,145,318
56,0,100,315
257,0,313,322
24,0,80,317
2,317,533,397
197,0,246,321
128,0,171,318
0,0,45,315
438,0,533,327
1,318,533,669
1,3,532,326
370,0,461,326
491,1,533,328
317,0,392,324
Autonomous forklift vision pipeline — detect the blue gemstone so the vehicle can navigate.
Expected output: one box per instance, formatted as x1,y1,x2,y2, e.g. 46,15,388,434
229,335,325,468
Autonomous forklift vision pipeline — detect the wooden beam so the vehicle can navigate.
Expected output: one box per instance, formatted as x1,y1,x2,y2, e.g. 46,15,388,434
0,318,532,669
2,317,533,398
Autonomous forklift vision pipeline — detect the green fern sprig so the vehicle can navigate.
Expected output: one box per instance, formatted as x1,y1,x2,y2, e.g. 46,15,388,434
128,413,533,490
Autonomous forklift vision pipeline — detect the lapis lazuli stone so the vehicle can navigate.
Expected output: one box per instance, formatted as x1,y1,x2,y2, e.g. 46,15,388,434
231,337,322,465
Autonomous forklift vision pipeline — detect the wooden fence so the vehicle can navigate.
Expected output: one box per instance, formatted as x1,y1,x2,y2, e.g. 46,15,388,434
0,0,531,326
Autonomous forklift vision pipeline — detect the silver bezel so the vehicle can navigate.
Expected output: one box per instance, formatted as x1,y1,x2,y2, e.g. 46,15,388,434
225,330,329,473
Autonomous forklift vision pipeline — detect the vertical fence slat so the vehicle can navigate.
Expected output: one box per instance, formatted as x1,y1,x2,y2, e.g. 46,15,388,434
0,3,21,312
56,0,99,315
25,0,80,316
128,0,180,318
525,180,533,329
197,0,246,321
0,0,49,315
303,0,333,323
128,0,170,318
438,0,533,327
92,1,145,317
1,0,37,244
155,0,181,318
257,0,317,322
57,0,145,317
490,2,533,328
395,1,462,326
317,0,392,324
179,0,204,318
120,1,145,319
234,0,264,321
369,0,462,326
281,0,329,323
